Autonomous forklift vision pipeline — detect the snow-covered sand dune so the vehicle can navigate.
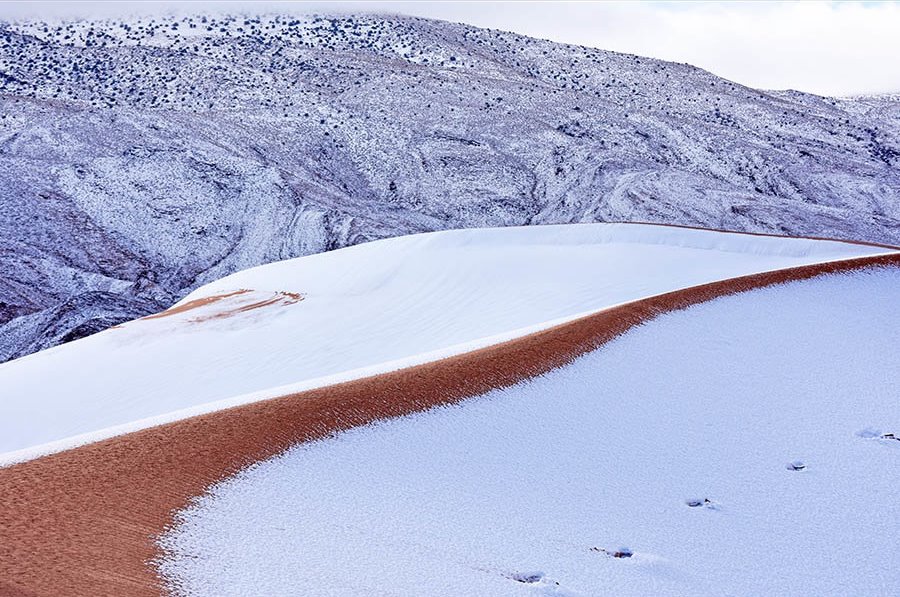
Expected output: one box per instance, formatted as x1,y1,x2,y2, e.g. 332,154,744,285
1,248,896,597
0,223,890,462
159,266,900,597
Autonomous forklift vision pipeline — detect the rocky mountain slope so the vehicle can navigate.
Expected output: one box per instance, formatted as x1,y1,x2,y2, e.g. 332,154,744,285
0,13,898,362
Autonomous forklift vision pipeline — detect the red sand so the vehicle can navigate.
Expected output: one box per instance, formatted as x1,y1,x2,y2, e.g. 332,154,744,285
136,289,303,325
141,289,252,320
0,252,897,597
187,291,303,323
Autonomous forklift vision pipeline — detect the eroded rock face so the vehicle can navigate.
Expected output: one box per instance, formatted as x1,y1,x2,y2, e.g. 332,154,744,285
0,14,898,361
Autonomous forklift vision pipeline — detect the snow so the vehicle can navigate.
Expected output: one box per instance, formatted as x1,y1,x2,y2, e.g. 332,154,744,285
158,266,900,597
3,12,900,365
0,223,889,463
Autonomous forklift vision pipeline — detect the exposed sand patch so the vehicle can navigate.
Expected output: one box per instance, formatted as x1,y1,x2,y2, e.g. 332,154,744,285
142,290,253,320
183,291,303,323
0,252,896,597
140,289,303,324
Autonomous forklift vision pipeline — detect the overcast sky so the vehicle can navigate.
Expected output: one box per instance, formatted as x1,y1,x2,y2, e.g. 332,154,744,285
3,1,899,97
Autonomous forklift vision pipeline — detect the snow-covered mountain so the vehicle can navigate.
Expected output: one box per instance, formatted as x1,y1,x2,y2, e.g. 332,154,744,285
1,13,898,362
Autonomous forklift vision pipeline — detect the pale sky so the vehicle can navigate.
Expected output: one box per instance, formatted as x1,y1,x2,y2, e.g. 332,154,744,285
2,1,899,97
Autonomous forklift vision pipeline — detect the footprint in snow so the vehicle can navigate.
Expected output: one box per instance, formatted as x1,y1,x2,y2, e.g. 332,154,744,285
685,497,719,510
590,546,633,559
510,571,546,584
505,571,578,595
856,428,900,444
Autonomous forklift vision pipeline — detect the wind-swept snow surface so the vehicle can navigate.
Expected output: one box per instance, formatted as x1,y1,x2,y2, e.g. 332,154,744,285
0,224,888,460
160,267,900,597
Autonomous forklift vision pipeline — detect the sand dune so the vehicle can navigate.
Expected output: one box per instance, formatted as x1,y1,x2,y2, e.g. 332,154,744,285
1,250,896,597
1,223,889,463
162,266,900,596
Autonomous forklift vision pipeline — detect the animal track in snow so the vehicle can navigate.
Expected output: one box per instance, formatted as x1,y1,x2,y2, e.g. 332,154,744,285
856,428,900,444
590,546,633,559
685,497,719,510
510,571,545,584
